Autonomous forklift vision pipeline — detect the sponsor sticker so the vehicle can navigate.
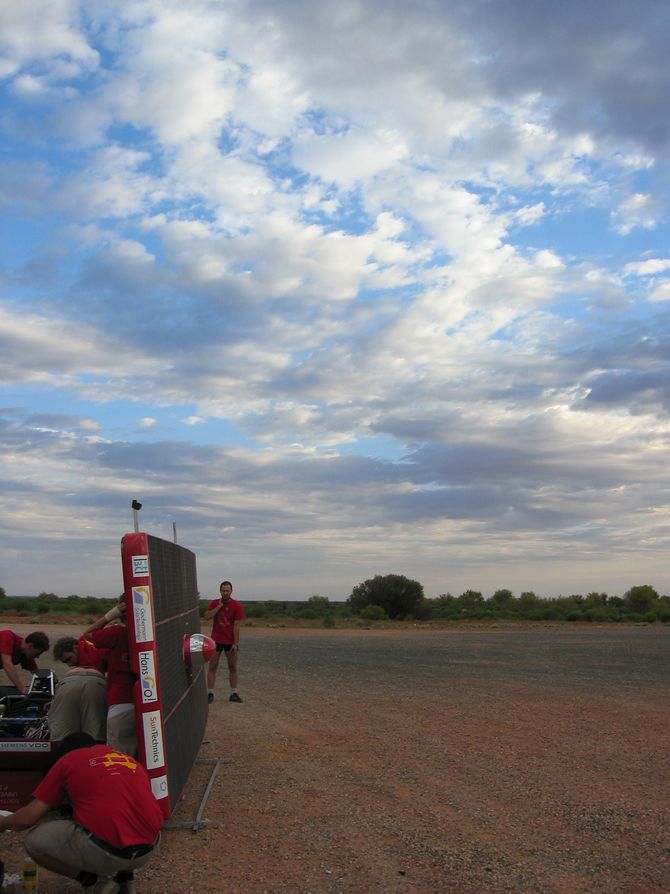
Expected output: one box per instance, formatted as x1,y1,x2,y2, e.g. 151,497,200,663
142,710,165,769
132,555,149,577
0,741,51,751
132,586,155,643
139,650,158,703
151,774,169,801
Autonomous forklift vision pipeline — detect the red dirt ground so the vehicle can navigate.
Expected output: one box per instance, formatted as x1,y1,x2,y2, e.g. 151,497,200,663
1,622,669,893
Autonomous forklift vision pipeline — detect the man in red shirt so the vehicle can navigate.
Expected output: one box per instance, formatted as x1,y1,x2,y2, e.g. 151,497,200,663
0,629,49,694
84,601,138,757
204,580,245,703
48,635,108,743
0,732,162,894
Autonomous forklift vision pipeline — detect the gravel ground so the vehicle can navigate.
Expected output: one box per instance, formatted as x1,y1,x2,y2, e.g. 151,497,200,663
2,623,670,893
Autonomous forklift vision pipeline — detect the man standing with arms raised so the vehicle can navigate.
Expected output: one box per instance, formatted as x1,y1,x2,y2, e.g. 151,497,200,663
204,581,245,704
83,599,138,757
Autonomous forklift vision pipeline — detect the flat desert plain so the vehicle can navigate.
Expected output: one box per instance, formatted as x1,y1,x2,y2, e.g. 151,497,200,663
2,623,669,893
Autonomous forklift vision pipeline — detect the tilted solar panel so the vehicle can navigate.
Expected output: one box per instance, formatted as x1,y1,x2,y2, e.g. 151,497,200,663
121,532,207,818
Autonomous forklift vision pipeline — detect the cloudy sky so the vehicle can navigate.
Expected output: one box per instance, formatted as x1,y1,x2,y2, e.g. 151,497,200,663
1,0,669,602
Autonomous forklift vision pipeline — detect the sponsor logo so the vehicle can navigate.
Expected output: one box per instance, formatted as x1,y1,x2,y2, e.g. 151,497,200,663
142,710,165,769
151,775,169,800
139,650,158,703
132,586,155,643
90,751,138,770
0,741,50,751
132,555,149,577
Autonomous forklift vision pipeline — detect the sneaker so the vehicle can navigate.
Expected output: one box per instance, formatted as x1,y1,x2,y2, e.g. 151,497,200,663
115,870,136,894
229,692,243,703
84,879,119,894
207,692,214,703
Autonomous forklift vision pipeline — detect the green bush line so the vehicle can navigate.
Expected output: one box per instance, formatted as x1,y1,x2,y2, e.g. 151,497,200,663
1,585,668,624
0,593,119,617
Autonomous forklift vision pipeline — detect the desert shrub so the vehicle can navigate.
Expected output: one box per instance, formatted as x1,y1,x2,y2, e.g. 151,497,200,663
359,604,388,621
583,607,613,622
296,608,317,620
307,595,331,615
623,585,659,614
348,574,423,619
243,602,271,618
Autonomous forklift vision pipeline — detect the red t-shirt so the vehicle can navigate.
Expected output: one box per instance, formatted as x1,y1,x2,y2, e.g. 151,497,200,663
33,744,163,847
91,625,136,705
207,597,245,644
77,636,107,673
0,629,37,671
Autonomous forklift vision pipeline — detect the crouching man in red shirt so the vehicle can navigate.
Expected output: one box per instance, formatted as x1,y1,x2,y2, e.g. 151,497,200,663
0,732,163,894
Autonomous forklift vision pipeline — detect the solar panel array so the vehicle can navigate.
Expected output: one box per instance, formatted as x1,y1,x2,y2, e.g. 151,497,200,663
121,532,208,818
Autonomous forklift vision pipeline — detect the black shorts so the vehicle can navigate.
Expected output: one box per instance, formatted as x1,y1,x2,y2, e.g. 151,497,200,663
216,642,234,653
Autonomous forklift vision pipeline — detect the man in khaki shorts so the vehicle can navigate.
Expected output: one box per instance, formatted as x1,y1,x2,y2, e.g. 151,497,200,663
0,732,163,894
49,635,108,743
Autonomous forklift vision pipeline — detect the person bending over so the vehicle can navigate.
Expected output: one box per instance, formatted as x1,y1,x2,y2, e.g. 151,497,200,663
0,732,163,894
0,629,49,695
48,635,109,743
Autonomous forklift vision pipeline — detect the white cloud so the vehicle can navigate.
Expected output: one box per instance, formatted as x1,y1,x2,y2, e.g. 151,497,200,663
0,307,108,383
0,305,164,397
611,194,658,236
292,128,409,187
1,0,670,600
62,146,160,219
0,0,99,81
514,202,546,227
624,258,670,277
534,250,563,269
649,280,670,303
80,419,101,432
11,73,47,96
236,65,310,137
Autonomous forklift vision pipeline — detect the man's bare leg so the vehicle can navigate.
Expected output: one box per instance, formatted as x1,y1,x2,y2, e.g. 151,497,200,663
225,649,238,689
226,649,242,701
207,650,222,701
